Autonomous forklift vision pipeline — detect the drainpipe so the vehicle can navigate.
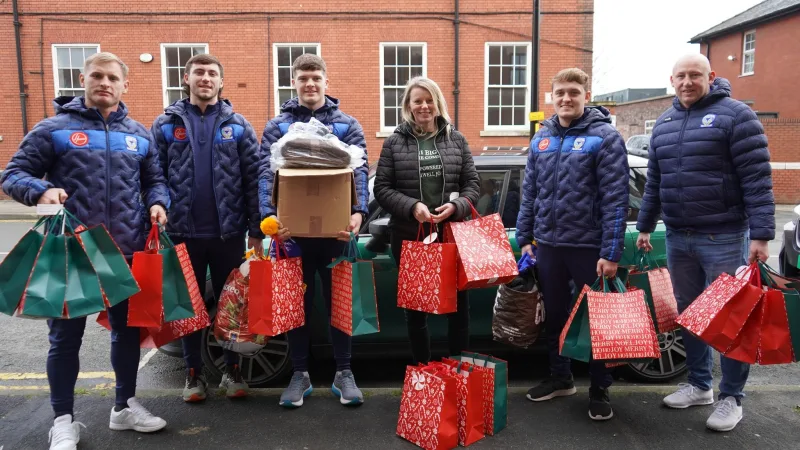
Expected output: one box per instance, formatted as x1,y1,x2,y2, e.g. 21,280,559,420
453,0,460,129
13,0,29,135
529,0,541,137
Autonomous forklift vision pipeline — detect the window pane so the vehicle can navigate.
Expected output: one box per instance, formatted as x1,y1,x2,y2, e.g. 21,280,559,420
501,88,513,106
398,67,410,85
396,89,404,106
383,45,396,65
410,46,423,65
179,47,191,66
502,66,512,85
290,46,303,62
398,46,410,65
193,47,205,56
385,107,397,127
515,46,527,65
71,69,82,88
278,67,291,87
514,68,526,85
168,89,183,104
84,47,97,59
476,172,504,215
489,46,500,65
488,107,500,126
502,46,513,64
166,47,179,67
501,107,512,126
303,46,317,55
488,88,500,106
514,87,526,105
489,66,500,85
278,47,290,66
514,107,525,126
410,65,423,78
279,88,294,105
167,68,180,88
58,69,71,88
57,48,70,68
384,88,396,107
384,67,397,86
70,48,83,67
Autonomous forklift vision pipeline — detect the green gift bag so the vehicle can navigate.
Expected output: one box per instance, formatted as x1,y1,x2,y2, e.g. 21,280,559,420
64,236,106,318
457,352,508,436
21,217,69,318
756,262,800,362
75,221,140,306
558,280,602,363
328,234,380,336
0,217,47,315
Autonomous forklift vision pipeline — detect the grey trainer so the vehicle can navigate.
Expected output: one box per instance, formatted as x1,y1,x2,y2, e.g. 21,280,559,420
220,365,249,398
332,370,364,406
279,371,312,408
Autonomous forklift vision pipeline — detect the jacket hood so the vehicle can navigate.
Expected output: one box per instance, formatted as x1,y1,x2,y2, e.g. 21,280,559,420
53,96,130,120
164,97,234,116
542,106,612,132
279,95,341,115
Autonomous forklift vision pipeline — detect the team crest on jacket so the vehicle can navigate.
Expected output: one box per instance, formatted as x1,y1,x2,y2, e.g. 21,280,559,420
221,126,233,140
700,114,716,128
70,132,88,147
538,138,550,151
125,136,138,151
572,137,585,151
173,127,187,140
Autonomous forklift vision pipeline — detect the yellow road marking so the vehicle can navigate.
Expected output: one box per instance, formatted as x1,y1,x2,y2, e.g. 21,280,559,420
0,372,115,381
0,219,36,223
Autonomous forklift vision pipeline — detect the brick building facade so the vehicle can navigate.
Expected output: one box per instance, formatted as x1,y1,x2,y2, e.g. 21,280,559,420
0,1,595,170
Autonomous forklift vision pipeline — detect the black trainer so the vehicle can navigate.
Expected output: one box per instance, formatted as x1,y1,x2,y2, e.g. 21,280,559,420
526,376,577,402
588,386,613,421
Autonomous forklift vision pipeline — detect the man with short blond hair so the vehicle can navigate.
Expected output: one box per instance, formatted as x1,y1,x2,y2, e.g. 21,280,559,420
517,67,629,421
2,51,168,449
637,53,774,432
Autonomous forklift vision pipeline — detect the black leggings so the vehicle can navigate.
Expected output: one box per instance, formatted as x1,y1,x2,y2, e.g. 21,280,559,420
391,229,469,365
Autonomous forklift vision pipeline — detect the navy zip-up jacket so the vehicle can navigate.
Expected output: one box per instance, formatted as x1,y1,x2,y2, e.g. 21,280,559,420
636,78,775,240
185,101,221,237
151,98,264,240
258,96,369,219
516,106,630,262
1,96,170,257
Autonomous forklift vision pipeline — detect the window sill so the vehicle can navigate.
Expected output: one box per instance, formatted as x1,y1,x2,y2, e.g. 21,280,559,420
480,130,531,137
739,73,755,77
375,131,394,138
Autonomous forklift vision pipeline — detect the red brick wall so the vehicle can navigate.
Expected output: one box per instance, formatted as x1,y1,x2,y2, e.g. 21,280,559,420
612,96,674,141
699,13,800,119
0,0,594,171
763,119,800,204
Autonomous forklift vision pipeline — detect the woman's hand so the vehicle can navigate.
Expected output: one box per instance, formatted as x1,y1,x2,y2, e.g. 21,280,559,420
413,202,432,223
431,203,456,224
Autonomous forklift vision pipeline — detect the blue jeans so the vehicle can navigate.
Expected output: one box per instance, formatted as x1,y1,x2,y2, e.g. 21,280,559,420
666,229,751,400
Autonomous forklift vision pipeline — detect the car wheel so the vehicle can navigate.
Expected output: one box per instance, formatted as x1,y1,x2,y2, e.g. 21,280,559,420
622,330,688,382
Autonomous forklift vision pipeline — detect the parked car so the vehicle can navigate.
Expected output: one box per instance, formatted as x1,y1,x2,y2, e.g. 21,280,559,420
626,134,650,158
159,150,685,386
778,204,800,277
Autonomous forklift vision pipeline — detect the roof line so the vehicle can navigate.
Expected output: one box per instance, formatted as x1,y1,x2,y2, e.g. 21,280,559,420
615,94,675,106
690,2,800,43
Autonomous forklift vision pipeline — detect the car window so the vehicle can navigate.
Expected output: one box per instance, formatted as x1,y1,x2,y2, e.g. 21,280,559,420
627,167,647,222
626,135,649,150
476,171,507,217
501,170,522,228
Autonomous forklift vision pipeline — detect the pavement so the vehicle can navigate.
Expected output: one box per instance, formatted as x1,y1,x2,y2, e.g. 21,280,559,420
1,386,799,449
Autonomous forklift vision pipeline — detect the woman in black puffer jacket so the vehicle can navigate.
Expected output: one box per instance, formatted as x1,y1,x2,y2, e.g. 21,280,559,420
374,76,480,364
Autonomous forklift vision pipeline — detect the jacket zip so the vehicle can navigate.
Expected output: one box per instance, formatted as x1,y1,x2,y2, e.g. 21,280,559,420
95,110,112,235
550,128,575,246
676,107,691,223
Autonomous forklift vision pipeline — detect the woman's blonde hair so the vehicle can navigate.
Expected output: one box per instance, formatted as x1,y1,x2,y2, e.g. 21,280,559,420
401,77,452,136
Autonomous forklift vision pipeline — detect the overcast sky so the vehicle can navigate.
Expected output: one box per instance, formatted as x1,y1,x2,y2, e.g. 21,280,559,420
591,0,763,96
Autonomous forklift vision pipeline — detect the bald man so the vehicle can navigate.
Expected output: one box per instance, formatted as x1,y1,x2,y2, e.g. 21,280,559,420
636,54,775,432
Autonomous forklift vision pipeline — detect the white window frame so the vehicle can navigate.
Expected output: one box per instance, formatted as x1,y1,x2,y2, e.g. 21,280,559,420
272,43,321,116
484,42,532,132
51,44,101,98
379,42,428,134
644,119,656,135
742,30,756,76
160,43,209,107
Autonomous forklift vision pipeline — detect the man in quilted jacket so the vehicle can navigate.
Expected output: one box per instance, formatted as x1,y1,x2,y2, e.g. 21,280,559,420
1,52,169,449
259,53,369,408
151,54,264,402
516,67,629,421
637,54,775,432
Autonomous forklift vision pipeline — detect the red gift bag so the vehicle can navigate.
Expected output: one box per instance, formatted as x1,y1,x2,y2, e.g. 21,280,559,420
439,359,485,446
677,266,763,353
444,201,518,291
248,242,305,336
756,289,794,364
397,224,458,314
397,365,458,450
127,227,163,327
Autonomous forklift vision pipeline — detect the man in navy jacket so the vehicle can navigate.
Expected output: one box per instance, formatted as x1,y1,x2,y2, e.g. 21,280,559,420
516,68,629,421
2,52,168,449
259,54,369,409
151,54,263,402
637,54,775,432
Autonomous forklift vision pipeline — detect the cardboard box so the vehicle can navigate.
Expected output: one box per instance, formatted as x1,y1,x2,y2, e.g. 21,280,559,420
272,168,356,238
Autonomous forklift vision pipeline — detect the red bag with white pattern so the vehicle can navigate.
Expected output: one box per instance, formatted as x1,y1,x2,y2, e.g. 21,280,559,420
397,224,458,314
444,200,518,291
438,359,486,446
248,242,305,336
396,365,458,450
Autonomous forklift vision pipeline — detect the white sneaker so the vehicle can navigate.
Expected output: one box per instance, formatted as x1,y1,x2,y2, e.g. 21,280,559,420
706,397,743,432
663,383,714,409
49,415,85,450
109,397,167,433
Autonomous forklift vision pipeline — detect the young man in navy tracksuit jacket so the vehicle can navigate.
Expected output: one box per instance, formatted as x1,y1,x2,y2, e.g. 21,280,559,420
151,54,264,402
259,54,369,408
